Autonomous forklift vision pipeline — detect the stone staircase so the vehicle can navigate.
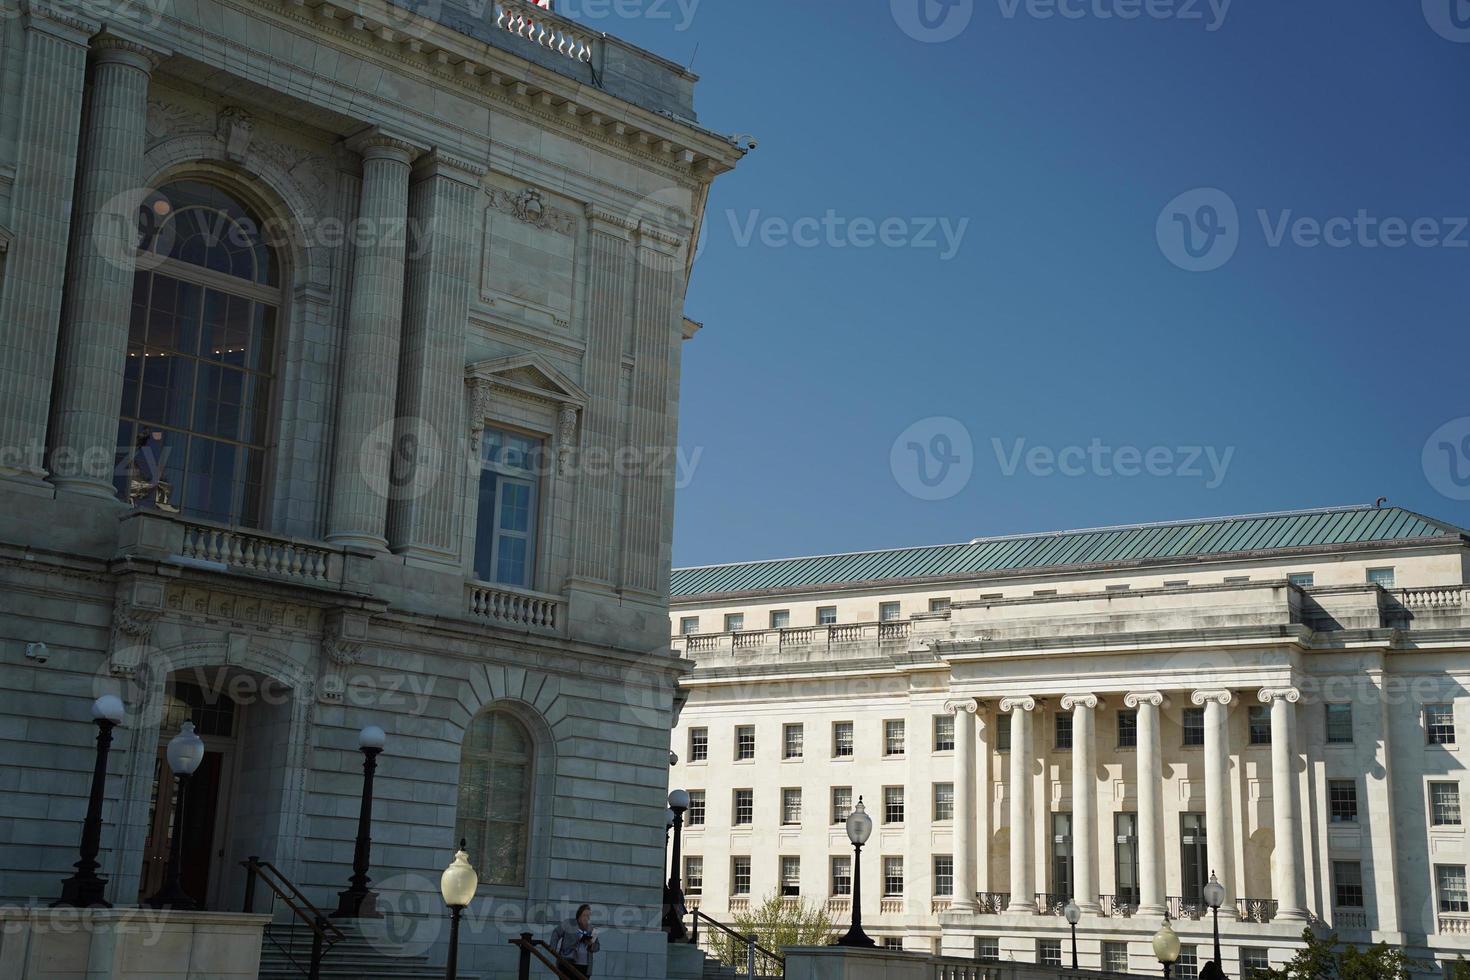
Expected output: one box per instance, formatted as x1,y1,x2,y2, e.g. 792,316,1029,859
257,922,480,980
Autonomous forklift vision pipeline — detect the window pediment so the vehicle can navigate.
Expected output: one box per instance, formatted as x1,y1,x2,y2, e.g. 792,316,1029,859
464,354,585,459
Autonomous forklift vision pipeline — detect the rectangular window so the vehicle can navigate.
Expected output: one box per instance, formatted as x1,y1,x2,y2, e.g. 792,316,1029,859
996,714,1011,752
1051,812,1073,901
832,786,853,825
783,723,804,759
1325,703,1353,744
1165,580,1190,588
833,721,854,758
1224,576,1251,585
1103,943,1129,973
1439,865,1470,912
1182,708,1206,747
1034,589,1058,597
473,427,543,587
1428,704,1457,745
1367,567,1396,588
882,937,904,950
689,727,708,762
731,857,751,896
687,790,706,826
724,612,744,632
879,601,901,622
830,855,852,896
685,856,703,896
934,714,955,752
780,856,801,897
817,606,837,625
1288,572,1315,587
733,789,753,826
1248,705,1272,745
1432,782,1463,826
1055,711,1073,751
1333,861,1364,908
933,855,954,897
884,786,905,824
769,609,790,629
1329,780,1358,823
883,856,904,897
679,616,700,634
781,788,802,825
933,782,955,822
884,719,906,756
1242,949,1270,975
1107,584,1131,592
977,938,999,961
735,725,756,760
1115,812,1140,906
929,597,952,613
1177,946,1199,980
1118,710,1138,749
1038,940,1062,967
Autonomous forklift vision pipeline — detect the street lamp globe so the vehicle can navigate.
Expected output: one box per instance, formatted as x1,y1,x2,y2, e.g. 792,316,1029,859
665,807,675,830
1153,920,1181,966
1064,900,1081,925
358,725,387,751
1202,872,1226,910
165,722,205,775
668,788,690,810
440,844,479,908
92,695,125,726
845,798,873,846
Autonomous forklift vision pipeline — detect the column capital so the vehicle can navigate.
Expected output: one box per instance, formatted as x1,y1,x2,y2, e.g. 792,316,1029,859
1060,693,1103,711
346,128,425,164
943,697,980,715
1191,689,1234,707
1124,690,1168,708
90,32,166,71
999,695,1036,713
412,149,488,187
585,203,639,236
1258,687,1302,704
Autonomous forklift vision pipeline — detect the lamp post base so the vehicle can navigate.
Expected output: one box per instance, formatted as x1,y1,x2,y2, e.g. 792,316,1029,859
833,928,876,949
143,881,200,911
333,887,382,919
53,871,110,909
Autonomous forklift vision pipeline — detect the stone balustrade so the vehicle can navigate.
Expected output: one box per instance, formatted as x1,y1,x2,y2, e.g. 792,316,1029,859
494,0,597,63
672,620,912,657
466,582,564,633
179,522,339,585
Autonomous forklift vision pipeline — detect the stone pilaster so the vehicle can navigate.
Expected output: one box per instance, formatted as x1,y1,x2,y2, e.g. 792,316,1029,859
945,697,980,912
386,152,482,561
326,133,418,550
1001,695,1036,913
1193,688,1238,919
1260,687,1309,920
0,8,93,486
1125,691,1167,916
50,34,162,499
1062,693,1101,912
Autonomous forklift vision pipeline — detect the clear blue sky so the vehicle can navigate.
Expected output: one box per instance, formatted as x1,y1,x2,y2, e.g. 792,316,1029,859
592,1,1470,567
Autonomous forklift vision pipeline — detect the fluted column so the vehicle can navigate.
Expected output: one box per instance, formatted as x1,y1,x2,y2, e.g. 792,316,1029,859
1193,689,1237,919
1126,691,1166,916
386,152,483,561
946,697,980,912
1063,694,1101,912
1260,687,1308,920
0,8,92,486
326,133,419,550
50,35,161,498
1002,695,1036,913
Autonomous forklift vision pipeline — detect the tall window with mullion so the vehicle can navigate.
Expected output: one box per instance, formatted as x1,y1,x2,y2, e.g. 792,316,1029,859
454,708,534,887
474,426,545,587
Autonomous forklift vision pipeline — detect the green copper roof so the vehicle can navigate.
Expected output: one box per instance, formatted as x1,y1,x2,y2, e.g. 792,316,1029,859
670,506,1468,599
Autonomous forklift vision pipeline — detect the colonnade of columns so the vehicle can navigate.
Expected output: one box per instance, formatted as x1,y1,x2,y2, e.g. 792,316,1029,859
943,687,1310,921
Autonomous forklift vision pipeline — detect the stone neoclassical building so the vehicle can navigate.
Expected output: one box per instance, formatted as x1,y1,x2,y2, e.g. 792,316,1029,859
668,506,1470,978
0,0,744,975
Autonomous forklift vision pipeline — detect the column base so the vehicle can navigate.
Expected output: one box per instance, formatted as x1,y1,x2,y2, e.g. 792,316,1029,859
949,899,978,914
326,532,390,552
1077,902,1102,914
52,477,127,503
1136,903,1166,917
1274,908,1311,922
1006,900,1036,914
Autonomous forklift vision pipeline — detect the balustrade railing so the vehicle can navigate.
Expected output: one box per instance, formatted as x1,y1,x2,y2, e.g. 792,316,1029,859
1440,915,1470,934
932,898,953,915
674,620,914,657
880,898,905,914
1167,896,1207,921
1237,898,1278,923
933,961,1009,980
493,0,596,63
1332,909,1368,930
975,892,1010,914
1099,894,1138,918
466,582,563,631
1399,586,1465,609
1034,893,1068,916
180,521,338,585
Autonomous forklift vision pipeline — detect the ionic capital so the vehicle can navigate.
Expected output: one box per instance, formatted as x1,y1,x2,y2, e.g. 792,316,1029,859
90,33,166,71
1124,691,1167,709
999,695,1036,713
1060,693,1102,711
1191,689,1234,707
944,697,980,715
1258,687,1301,704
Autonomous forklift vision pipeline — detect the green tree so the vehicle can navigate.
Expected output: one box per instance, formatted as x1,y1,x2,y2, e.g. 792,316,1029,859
1254,930,1424,980
713,893,834,975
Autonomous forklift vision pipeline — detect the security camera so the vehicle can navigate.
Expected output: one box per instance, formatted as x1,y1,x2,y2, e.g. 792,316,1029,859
731,133,759,151
25,642,48,664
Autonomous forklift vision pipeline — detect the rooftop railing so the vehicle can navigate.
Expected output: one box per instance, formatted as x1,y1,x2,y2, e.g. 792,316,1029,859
673,620,912,657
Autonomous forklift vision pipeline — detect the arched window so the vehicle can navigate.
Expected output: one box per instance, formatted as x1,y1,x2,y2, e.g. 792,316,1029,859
115,179,281,527
455,708,534,887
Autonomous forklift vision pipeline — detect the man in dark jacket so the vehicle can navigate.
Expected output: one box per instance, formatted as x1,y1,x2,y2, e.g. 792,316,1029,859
551,904,600,979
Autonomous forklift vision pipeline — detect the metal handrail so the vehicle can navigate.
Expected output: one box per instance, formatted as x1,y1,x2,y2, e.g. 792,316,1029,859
241,856,344,980
690,908,785,976
510,932,585,979
690,908,785,965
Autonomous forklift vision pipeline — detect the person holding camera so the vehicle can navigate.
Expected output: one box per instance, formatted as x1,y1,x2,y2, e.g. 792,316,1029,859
551,903,600,979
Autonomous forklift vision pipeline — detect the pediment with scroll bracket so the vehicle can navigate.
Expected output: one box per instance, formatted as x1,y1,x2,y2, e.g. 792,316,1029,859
465,354,587,467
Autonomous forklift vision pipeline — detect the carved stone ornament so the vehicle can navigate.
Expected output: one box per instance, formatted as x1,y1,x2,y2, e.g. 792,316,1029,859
999,695,1037,713
318,610,369,704
489,187,576,236
108,596,161,677
557,403,579,474
216,107,254,163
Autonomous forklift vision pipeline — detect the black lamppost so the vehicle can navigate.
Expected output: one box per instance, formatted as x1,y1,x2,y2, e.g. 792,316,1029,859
1064,899,1081,970
834,797,876,948
334,725,385,919
665,789,690,942
440,841,478,980
144,721,205,909
1203,870,1226,969
56,696,127,908
1153,917,1181,980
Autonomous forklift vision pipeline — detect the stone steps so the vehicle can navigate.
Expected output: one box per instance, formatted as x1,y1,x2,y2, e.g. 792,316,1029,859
258,924,479,980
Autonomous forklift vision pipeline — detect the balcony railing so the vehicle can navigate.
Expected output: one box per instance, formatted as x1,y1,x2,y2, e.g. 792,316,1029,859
466,582,564,632
177,520,342,586
1399,586,1465,609
880,898,904,914
1440,914,1470,934
673,620,911,657
1333,909,1368,930
1237,898,1278,923
493,0,596,63
1034,893,1069,916
976,892,1010,914
932,898,953,915
934,961,1009,980
1099,895,1138,918
1167,897,1207,921
826,897,851,916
